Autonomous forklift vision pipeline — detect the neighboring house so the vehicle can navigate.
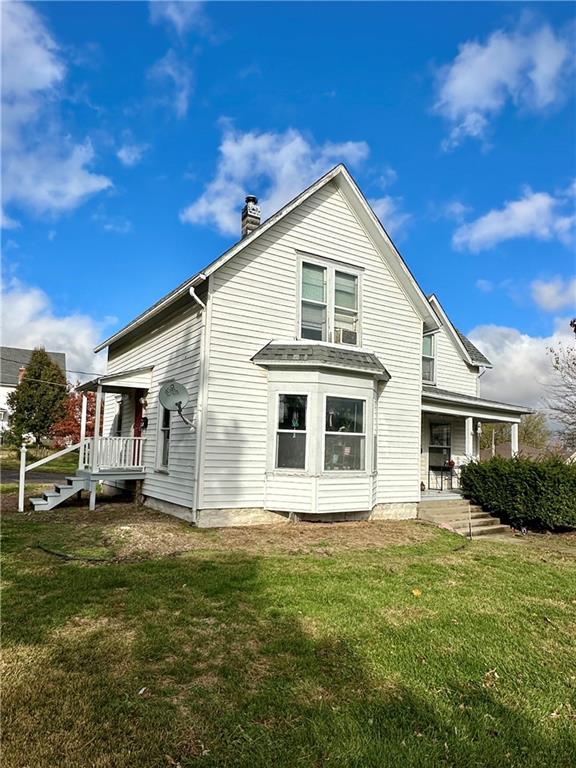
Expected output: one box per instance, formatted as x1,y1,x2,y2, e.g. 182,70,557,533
0,346,67,433
70,165,529,525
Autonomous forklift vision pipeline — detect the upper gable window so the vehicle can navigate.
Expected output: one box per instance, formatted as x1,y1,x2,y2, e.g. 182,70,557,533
300,260,360,345
301,263,327,341
422,334,435,383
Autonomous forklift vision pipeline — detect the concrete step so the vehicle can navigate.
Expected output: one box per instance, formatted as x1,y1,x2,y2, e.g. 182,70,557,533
422,509,486,521
419,499,468,509
451,516,501,529
455,524,510,537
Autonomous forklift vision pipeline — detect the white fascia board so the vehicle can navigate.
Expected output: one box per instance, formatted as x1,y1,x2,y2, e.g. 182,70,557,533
422,402,522,423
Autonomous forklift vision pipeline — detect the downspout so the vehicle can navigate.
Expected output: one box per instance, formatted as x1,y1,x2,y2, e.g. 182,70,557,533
190,277,211,523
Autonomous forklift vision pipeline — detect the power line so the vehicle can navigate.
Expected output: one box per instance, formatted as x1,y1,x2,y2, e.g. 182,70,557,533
0,356,102,378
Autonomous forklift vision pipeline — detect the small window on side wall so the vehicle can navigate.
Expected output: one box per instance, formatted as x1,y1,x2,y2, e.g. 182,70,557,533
276,394,307,469
422,334,435,383
301,264,327,340
160,406,171,468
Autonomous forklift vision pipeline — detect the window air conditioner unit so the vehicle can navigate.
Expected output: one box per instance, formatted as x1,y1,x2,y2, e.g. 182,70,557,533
334,328,358,345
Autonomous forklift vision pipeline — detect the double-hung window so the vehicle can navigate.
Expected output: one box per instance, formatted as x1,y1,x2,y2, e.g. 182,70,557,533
324,396,365,471
159,407,171,468
276,394,307,469
301,264,327,341
422,334,435,383
300,261,360,345
334,272,359,344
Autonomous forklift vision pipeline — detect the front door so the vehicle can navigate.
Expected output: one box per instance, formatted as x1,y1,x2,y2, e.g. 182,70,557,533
429,423,452,489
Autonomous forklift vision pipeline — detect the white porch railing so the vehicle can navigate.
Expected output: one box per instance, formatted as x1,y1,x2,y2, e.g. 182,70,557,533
82,436,146,470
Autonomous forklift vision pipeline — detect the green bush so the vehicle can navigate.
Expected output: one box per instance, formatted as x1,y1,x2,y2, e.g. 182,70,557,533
460,455,576,531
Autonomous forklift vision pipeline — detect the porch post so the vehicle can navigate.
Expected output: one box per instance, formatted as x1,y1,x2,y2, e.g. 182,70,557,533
91,384,103,477
89,386,102,511
78,394,87,470
511,423,519,457
464,416,474,459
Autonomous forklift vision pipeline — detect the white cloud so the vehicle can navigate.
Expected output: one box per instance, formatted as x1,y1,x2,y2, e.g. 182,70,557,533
476,278,494,292
378,166,398,189
180,126,370,235
117,143,149,167
469,317,574,409
369,196,411,238
453,184,575,252
1,278,110,377
435,21,573,150
149,1,207,38
531,276,576,312
92,212,132,235
1,1,111,224
149,49,193,118
443,201,471,222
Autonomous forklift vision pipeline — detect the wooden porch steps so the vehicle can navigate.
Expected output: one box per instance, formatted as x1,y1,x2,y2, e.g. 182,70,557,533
29,475,90,512
418,498,511,539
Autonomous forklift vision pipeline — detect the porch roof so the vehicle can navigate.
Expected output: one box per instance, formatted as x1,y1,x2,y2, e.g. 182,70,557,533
77,366,153,394
422,385,531,421
252,341,391,380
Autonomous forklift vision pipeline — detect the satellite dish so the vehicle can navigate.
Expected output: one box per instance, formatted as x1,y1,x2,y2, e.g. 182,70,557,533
159,380,189,411
158,380,195,431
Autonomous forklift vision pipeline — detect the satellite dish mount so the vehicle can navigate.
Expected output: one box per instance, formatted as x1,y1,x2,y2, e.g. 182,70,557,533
158,381,195,431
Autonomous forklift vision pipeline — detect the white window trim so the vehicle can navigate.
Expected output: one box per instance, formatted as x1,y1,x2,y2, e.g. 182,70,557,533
321,393,368,474
297,254,363,347
422,332,436,385
274,392,309,472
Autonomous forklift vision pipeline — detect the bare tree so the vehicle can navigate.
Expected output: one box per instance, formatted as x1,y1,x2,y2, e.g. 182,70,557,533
548,319,576,451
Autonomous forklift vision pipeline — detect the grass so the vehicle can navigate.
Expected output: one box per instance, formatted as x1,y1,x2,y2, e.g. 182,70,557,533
2,499,575,768
1,447,79,474
0,482,49,495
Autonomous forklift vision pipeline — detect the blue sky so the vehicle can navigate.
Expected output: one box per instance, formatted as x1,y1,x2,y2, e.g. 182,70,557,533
1,1,575,405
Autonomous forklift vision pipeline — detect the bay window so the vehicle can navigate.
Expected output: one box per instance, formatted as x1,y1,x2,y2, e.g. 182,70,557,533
324,396,365,471
422,334,435,383
300,260,360,345
276,394,307,469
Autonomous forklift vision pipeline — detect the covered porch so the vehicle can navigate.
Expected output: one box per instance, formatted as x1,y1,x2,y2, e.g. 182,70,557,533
421,386,530,493
76,366,153,508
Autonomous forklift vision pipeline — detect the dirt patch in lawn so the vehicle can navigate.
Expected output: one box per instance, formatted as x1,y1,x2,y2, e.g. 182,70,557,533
2,495,442,557
104,513,441,558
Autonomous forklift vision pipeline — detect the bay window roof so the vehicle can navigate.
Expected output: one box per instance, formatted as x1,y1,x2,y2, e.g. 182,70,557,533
252,342,390,380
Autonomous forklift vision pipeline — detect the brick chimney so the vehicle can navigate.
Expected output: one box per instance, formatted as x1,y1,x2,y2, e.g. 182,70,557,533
18,366,26,384
241,195,261,238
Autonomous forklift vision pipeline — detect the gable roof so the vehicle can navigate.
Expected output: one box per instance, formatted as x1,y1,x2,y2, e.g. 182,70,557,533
453,327,492,367
95,164,441,352
427,295,492,369
0,346,67,387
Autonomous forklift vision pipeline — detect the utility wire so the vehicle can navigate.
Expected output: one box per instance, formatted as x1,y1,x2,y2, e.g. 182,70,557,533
0,355,102,378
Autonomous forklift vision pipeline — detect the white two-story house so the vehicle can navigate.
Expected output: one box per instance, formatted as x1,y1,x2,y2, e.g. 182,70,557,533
66,165,528,525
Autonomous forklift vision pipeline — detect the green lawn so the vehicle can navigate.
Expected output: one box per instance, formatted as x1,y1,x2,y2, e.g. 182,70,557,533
2,500,575,768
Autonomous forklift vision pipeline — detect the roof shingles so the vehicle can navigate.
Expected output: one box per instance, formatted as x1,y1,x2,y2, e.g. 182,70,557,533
252,343,390,379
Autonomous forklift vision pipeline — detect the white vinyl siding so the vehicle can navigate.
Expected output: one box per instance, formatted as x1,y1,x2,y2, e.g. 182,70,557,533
434,326,479,396
200,181,423,511
103,302,203,509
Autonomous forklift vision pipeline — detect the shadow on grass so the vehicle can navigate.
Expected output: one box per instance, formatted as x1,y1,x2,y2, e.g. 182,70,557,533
2,546,574,768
